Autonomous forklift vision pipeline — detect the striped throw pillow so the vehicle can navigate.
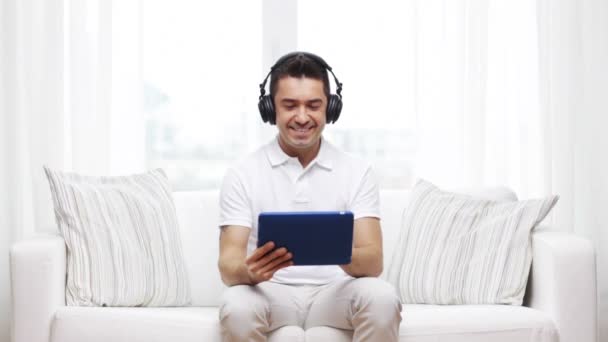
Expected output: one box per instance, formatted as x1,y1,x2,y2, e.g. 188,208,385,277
386,179,558,305
44,166,191,307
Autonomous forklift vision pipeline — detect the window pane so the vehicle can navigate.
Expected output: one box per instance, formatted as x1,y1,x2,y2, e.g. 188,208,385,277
143,0,262,190
143,1,415,190
298,0,417,188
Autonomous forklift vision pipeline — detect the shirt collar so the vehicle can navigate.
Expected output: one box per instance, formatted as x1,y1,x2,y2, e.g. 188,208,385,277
265,135,333,170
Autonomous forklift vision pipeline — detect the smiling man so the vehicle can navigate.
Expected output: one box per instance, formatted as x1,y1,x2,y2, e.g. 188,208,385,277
217,52,402,342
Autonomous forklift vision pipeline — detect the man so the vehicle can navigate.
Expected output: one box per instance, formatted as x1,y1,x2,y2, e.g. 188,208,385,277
218,52,402,342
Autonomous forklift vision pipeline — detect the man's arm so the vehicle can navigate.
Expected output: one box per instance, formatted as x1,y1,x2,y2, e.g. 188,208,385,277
340,217,383,278
218,225,293,286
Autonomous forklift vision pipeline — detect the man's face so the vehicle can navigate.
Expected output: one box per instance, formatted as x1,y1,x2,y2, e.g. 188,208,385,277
274,76,327,156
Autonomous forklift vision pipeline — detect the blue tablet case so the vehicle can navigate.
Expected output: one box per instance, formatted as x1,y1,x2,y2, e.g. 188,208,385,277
257,211,354,265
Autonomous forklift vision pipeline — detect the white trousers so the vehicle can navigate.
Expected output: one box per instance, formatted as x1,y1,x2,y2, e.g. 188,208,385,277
219,276,402,342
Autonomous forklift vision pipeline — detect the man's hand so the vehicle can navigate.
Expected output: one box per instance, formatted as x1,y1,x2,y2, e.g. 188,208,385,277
219,226,294,286
245,241,293,284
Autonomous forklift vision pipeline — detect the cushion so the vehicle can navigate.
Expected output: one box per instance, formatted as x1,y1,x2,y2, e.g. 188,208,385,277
305,305,557,342
50,307,303,342
51,307,221,342
44,166,191,307
50,305,557,342
386,179,558,305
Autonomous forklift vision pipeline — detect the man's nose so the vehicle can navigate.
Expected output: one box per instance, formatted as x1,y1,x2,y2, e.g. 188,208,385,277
294,107,309,124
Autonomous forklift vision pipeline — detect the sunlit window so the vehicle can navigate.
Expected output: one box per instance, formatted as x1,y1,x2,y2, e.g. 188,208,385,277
143,0,264,190
298,0,416,188
142,0,415,190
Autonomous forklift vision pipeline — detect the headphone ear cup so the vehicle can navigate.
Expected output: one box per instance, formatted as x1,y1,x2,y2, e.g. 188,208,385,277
326,95,343,124
258,95,276,124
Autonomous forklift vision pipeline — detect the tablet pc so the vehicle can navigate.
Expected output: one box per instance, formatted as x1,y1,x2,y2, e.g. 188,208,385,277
257,211,354,266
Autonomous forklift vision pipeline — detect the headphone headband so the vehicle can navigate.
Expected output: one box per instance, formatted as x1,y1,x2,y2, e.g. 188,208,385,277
258,52,343,99
258,51,344,125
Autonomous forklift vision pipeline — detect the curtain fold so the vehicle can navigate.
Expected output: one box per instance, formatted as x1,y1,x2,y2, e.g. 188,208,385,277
1,1,141,341
542,0,608,339
413,0,547,199
411,0,607,338
2,3,67,341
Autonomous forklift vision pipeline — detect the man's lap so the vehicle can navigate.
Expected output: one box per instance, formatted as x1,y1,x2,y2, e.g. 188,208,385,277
219,277,400,332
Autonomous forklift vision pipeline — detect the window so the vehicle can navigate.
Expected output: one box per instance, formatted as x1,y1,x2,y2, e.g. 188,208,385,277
298,0,416,188
143,1,415,190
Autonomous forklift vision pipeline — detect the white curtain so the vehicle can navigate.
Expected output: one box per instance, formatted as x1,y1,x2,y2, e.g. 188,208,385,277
2,1,80,339
1,0,607,341
414,0,550,204
542,0,608,340
0,1,143,341
412,0,608,339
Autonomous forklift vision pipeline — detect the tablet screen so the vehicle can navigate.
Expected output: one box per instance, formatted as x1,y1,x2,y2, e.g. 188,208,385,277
257,211,354,265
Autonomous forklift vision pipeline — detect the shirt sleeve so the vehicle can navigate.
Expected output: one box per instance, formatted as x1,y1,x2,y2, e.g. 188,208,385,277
218,167,253,229
350,165,381,220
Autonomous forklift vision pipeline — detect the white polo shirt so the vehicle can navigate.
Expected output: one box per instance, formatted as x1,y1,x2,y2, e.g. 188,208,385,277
219,135,380,285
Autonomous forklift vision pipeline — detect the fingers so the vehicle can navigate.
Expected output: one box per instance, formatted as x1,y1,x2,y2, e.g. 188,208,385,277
258,251,293,274
260,260,293,280
249,247,288,272
246,241,275,265
244,242,295,284
251,259,294,283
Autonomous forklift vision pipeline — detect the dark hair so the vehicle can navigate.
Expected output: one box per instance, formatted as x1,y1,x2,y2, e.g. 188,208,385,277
269,54,331,102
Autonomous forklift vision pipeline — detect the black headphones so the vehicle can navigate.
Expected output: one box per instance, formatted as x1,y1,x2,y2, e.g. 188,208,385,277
258,51,343,125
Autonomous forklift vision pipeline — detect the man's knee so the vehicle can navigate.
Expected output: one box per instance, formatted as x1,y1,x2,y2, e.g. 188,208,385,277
352,278,402,321
219,285,268,324
348,278,402,341
219,285,270,341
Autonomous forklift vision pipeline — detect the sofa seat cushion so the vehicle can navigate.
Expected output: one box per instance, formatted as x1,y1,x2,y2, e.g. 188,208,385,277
51,304,557,342
51,307,221,342
307,304,557,342
399,304,558,341
51,306,305,342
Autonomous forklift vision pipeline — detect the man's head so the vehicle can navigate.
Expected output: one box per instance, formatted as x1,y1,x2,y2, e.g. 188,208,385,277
268,53,333,158
258,52,343,126
257,52,343,162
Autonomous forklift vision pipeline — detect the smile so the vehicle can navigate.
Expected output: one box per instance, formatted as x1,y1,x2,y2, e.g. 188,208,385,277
290,126,315,133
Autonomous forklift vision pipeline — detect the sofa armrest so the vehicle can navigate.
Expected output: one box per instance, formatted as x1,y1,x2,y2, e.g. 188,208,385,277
10,234,66,342
525,230,597,342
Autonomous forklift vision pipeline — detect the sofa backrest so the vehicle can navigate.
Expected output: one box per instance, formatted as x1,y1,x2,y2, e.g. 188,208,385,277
172,187,516,306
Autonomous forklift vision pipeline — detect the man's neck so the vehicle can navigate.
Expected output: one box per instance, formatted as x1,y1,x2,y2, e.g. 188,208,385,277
278,137,321,169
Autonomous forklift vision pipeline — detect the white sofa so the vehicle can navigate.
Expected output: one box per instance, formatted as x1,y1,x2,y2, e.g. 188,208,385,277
10,189,597,342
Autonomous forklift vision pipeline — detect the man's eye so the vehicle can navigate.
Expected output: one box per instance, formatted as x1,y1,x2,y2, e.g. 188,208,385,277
285,105,295,110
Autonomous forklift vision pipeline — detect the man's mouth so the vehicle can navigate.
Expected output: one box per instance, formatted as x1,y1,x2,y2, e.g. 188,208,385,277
289,126,315,133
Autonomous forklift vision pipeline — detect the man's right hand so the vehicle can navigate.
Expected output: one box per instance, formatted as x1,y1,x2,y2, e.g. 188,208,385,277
245,241,293,284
